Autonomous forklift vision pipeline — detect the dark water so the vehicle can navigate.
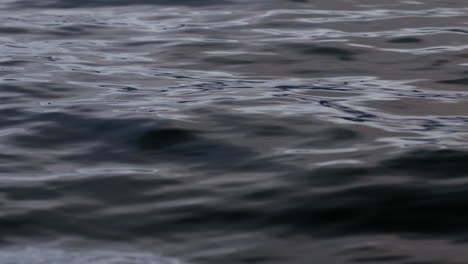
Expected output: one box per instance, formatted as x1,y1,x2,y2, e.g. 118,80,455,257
1,0,468,263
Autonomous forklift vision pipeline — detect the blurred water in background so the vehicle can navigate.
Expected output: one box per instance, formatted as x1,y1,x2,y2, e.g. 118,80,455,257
1,0,468,263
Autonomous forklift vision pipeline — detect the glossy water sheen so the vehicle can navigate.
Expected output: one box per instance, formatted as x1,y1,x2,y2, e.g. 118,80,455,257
1,0,468,263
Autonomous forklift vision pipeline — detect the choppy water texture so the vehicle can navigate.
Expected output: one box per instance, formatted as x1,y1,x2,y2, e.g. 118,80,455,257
1,0,468,263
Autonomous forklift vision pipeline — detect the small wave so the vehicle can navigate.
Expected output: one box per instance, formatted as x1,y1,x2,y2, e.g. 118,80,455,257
0,247,183,264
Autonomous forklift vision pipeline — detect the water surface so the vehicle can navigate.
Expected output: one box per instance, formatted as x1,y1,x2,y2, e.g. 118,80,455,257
1,0,468,263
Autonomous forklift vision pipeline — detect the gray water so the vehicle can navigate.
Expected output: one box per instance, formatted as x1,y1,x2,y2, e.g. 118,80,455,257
1,0,468,263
